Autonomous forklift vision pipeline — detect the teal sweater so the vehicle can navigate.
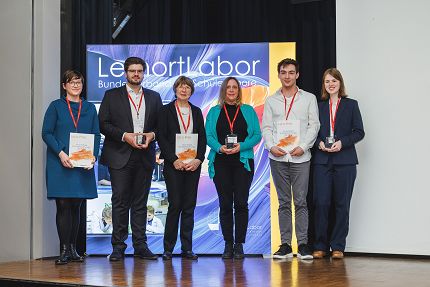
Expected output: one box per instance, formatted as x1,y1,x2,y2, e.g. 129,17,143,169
206,104,262,179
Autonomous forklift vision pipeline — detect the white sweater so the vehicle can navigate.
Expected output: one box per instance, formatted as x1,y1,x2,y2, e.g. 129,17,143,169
262,88,320,163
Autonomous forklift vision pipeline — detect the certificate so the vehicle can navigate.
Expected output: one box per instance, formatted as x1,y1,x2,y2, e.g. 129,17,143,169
175,134,198,163
69,132,95,168
275,120,300,153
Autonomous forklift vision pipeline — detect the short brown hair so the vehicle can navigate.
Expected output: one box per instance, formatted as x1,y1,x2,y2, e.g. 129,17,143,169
124,57,147,73
321,68,347,100
173,75,195,96
62,70,84,87
218,77,242,106
277,58,299,74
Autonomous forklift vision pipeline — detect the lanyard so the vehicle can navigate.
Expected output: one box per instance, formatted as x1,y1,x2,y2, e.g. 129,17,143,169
283,88,299,121
66,98,82,131
329,97,341,135
175,101,191,133
128,90,144,117
223,104,241,134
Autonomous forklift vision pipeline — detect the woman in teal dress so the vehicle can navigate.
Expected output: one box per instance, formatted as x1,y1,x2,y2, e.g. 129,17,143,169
42,70,100,265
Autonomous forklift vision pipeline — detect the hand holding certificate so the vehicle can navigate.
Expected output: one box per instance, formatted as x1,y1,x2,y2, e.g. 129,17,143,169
274,119,300,153
69,133,95,168
175,134,198,164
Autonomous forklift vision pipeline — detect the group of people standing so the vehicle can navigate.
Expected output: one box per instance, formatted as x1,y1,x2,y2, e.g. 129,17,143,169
42,56,364,265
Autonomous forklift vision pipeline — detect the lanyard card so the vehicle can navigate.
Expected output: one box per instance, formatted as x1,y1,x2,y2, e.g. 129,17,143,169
275,120,300,153
69,132,95,168
175,134,198,163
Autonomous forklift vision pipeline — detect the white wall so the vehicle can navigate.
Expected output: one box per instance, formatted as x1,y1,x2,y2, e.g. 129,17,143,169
0,0,59,262
337,0,430,255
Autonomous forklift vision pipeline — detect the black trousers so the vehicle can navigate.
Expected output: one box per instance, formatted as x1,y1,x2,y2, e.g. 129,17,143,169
109,150,153,251
313,163,356,252
163,163,201,252
213,159,254,243
55,198,83,246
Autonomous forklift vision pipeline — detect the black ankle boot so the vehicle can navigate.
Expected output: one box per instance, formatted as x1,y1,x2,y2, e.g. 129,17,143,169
222,241,234,259
69,244,84,262
55,244,70,265
234,243,244,260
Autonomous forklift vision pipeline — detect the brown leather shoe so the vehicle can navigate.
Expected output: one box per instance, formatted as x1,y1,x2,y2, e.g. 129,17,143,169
312,250,326,259
332,251,344,259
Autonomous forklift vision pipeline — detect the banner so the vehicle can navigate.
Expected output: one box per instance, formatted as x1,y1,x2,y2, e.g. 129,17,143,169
86,42,295,255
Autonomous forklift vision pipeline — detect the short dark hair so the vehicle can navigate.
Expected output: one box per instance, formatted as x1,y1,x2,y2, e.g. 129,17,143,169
173,75,195,96
124,57,147,73
277,58,299,74
62,70,84,86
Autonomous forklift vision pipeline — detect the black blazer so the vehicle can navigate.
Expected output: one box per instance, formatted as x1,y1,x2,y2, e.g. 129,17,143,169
157,100,207,165
312,97,364,165
99,85,162,169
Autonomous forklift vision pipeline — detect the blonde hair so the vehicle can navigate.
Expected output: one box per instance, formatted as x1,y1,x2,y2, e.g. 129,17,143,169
218,77,242,106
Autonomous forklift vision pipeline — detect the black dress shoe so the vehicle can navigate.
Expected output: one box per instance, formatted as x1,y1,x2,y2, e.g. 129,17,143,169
69,244,84,262
109,248,125,262
181,251,198,260
134,247,158,260
55,244,70,265
234,243,244,260
162,251,173,261
222,242,234,259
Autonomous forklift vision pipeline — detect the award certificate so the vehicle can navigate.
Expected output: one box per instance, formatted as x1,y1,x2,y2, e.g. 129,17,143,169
69,132,95,168
175,134,198,163
275,120,300,153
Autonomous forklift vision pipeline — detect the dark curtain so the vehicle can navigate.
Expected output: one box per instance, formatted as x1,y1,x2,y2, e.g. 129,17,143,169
62,0,336,254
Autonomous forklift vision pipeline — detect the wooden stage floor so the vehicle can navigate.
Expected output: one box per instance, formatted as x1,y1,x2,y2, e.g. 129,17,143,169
0,255,429,286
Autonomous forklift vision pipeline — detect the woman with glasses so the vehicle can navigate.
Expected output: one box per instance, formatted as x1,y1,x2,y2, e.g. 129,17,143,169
42,70,100,264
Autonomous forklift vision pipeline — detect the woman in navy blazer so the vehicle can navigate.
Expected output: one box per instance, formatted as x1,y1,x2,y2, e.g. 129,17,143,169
157,76,207,260
312,68,364,259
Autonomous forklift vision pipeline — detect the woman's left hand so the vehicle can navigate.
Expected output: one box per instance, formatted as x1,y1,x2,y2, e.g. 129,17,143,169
184,159,202,171
327,140,342,152
84,156,96,170
228,143,241,155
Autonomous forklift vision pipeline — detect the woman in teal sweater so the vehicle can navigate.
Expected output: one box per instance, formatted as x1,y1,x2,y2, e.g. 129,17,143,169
206,77,261,259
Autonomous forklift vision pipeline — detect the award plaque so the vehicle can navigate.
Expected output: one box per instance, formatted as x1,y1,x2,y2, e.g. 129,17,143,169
135,134,146,145
225,134,238,149
325,136,335,148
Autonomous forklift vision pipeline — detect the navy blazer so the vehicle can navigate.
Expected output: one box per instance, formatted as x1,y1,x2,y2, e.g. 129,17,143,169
99,85,162,169
157,100,207,165
312,97,364,165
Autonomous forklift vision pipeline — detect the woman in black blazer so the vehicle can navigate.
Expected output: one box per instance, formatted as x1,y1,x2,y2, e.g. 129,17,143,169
157,76,207,260
312,68,364,259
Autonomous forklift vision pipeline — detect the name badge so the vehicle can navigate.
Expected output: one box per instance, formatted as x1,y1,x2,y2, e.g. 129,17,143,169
136,134,146,145
225,134,238,149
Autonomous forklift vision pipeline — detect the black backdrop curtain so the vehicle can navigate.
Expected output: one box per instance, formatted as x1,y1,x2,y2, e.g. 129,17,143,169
61,0,335,254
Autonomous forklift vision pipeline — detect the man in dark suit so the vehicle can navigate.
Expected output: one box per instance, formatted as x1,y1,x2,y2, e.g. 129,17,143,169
99,57,162,261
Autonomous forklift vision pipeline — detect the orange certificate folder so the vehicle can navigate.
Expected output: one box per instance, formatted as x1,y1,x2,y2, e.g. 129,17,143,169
175,134,198,163
69,132,95,168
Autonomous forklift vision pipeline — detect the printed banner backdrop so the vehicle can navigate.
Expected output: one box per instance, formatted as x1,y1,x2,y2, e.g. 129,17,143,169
86,42,295,255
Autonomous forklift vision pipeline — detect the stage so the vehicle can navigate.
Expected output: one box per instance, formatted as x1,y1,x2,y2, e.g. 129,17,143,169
0,255,429,286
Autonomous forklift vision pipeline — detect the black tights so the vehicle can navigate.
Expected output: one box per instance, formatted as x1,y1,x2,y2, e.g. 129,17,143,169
55,198,83,246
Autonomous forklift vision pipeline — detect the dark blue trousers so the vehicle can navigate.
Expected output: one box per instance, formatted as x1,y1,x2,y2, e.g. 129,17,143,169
313,163,356,252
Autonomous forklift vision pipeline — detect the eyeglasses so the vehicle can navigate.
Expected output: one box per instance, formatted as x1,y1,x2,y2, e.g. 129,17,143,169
127,69,144,74
68,81,83,87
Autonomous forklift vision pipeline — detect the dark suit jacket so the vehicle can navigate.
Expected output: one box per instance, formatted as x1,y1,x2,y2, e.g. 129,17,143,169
312,97,364,165
98,85,162,169
157,101,207,165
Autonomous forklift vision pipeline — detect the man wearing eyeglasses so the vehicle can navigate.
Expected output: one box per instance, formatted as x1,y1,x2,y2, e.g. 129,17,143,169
99,57,162,261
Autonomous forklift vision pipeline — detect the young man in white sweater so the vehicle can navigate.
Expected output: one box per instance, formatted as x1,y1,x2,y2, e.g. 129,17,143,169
262,58,320,260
